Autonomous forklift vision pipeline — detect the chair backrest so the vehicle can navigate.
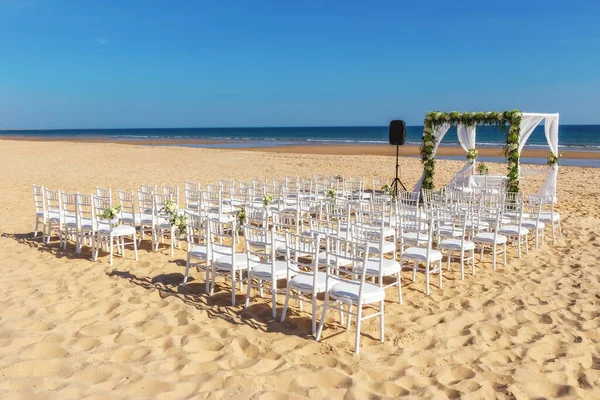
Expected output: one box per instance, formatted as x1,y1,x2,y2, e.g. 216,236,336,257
397,190,420,207
45,188,61,217
137,190,154,216
185,181,201,192
272,209,300,235
397,210,433,250
76,193,95,228
153,192,172,218
284,231,320,290
185,188,202,212
308,217,340,238
350,223,395,271
118,190,136,226
299,199,323,221
162,185,180,208
95,187,112,206
92,195,112,227
186,211,209,246
245,225,275,273
201,190,222,215
140,184,157,193
323,235,369,296
33,184,46,214
243,205,268,228
208,219,236,261
61,191,78,219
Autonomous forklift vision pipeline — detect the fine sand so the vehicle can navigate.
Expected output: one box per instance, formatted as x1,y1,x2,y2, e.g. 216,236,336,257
0,139,599,399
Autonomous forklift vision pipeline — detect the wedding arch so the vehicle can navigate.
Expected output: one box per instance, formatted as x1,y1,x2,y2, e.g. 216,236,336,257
414,110,560,200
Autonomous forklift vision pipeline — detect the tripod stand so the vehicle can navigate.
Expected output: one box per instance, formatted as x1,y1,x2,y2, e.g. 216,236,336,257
391,143,407,195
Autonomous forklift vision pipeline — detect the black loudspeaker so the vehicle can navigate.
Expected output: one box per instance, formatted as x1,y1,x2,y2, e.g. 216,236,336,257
389,120,406,145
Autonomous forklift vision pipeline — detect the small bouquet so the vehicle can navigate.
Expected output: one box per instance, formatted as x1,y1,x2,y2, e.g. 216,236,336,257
170,213,188,240
325,188,336,200
477,162,489,175
382,183,393,196
547,152,561,167
160,200,186,240
237,206,246,232
263,193,273,207
97,205,122,228
467,148,479,163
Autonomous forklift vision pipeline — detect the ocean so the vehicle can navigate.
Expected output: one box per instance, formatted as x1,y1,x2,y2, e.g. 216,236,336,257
1,125,600,151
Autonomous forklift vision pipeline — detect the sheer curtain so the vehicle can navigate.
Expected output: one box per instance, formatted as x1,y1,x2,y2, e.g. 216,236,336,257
538,114,560,202
413,122,452,192
518,114,545,153
457,123,477,177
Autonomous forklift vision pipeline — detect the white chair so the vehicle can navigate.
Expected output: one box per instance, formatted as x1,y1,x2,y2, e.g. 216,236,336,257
437,209,476,280
118,190,138,229
184,188,202,214
182,212,211,292
473,207,507,271
60,191,78,250
351,223,402,303
316,235,385,354
272,209,301,257
137,190,155,245
531,194,562,242
280,232,324,336
498,194,529,258
140,184,157,194
153,193,177,255
44,188,62,244
95,187,113,206
400,215,443,296
92,196,138,265
185,181,201,192
523,195,546,249
397,205,429,250
32,184,46,240
75,193,96,255
208,218,252,306
244,225,290,318
162,185,180,210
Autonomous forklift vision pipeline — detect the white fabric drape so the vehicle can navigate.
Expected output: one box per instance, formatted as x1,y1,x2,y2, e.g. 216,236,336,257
457,124,476,152
457,123,477,176
518,115,545,153
413,122,452,192
538,114,560,202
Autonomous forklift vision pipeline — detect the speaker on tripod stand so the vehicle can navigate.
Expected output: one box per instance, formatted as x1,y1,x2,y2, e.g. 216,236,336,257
389,120,407,194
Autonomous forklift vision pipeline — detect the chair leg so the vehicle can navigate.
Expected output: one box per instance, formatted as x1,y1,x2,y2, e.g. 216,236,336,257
109,235,114,266
271,280,277,319
379,300,385,342
311,295,318,336
315,295,329,342
438,260,443,289
133,233,138,261
397,271,402,305
280,284,291,322
231,270,236,306
354,305,362,354
244,272,252,309
425,262,430,296
34,219,39,238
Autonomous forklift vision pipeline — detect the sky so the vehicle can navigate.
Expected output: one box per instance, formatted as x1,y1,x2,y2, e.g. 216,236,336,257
1,0,599,129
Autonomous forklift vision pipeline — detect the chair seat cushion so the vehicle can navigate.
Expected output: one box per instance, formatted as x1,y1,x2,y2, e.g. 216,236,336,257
438,226,463,237
521,219,545,230
403,247,442,262
438,239,476,251
98,224,136,236
214,253,256,271
329,281,385,304
290,272,338,293
318,252,354,267
401,231,428,245
538,212,560,222
473,232,507,244
189,245,209,259
251,260,289,280
368,240,396,254
498,225,529,236
358,258,401,276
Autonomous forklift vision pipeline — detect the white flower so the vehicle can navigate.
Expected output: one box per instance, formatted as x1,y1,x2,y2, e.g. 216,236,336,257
425,177,433,183
424,140,433,146
427,154,434,160
498,114,503,121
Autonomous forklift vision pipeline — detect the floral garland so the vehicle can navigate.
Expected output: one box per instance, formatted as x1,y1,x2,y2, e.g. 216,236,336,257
466,148,478,163
547,152,561,167
421,110,522,193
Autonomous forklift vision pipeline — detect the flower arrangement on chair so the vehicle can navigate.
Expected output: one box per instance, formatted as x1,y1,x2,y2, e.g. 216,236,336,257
160,200,187,240
237,206,246,232
263,193,273,208
97,205,122,228
325,189,336,200
477,162,489,175
467,148,479,163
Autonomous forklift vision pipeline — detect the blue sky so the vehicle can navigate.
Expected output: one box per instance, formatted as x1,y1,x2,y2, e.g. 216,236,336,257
1,0,599,129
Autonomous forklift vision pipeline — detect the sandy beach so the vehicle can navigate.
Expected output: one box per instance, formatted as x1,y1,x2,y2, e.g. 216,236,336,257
0,139,599,399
